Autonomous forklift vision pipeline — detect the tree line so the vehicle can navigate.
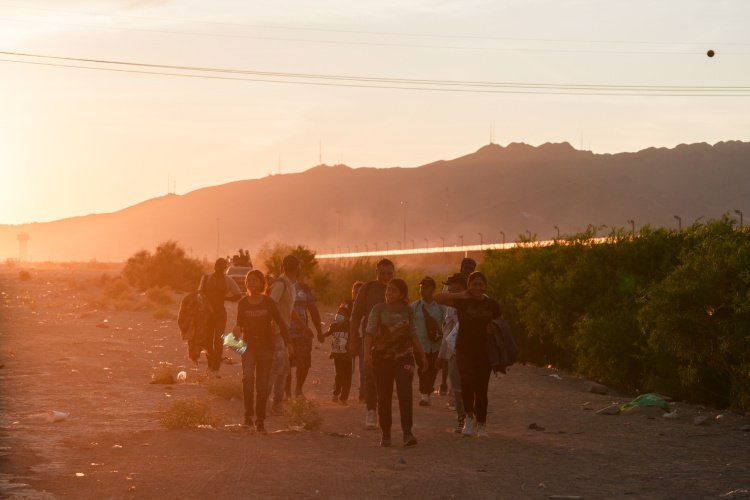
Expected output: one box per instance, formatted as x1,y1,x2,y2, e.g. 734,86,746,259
482,215,749,411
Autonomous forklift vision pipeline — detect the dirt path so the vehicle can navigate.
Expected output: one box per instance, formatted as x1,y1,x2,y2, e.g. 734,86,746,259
1,268,749,499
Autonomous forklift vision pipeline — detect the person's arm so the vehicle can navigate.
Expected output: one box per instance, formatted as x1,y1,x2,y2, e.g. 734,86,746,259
363,303,380,366
224,276,243,301
307,302,323,342
434,291,468,306
348,286,366,355
409,313,428,373
269,298,290,346
232,300,243,338
268,280,283,303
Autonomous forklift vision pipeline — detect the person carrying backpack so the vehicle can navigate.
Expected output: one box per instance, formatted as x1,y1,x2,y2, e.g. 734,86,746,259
348,258,395,429
411,276,446,407
200,258,243,377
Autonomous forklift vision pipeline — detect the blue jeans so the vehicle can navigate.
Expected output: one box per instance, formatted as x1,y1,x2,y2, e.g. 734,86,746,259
242,349,273,422
268,346,289,404
373,355,414,437
448,356,465,418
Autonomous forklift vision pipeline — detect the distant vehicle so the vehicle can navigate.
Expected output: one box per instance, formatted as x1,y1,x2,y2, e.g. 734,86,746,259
225,266,252,289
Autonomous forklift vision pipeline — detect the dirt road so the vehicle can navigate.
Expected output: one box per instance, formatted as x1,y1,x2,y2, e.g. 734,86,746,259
1,268,749,499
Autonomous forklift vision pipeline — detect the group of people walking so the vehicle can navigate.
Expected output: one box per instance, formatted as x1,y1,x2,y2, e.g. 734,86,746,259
193,254,502,445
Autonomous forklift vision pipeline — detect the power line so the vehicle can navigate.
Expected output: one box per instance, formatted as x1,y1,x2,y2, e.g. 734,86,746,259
1,51,748,97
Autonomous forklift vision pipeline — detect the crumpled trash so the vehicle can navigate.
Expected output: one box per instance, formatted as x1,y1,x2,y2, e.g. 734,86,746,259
620,393,671,413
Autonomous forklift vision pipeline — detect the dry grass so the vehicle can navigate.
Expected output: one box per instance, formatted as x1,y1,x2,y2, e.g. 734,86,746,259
146,286,174,305
206,378,244,400
150,362,176,384
286,398,322,430
18,270,32,281
159,397,222,429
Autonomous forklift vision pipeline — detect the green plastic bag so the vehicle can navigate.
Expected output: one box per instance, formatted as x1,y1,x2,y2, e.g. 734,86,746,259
620,393,671,412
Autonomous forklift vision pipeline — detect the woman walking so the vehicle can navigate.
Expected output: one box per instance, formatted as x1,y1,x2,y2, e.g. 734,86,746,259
435,271,500,437
364,278,428,447
232,270,290,433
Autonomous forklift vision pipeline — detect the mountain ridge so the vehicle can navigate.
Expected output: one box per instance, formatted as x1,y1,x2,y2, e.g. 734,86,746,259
3,140,748,261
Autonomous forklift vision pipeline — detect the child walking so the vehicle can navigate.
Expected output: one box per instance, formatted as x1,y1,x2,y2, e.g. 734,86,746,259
323,281,363,405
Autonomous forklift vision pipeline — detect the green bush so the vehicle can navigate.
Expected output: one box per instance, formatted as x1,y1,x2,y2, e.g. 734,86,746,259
482,216,750,411
123,241,204,292
207,378,243,400
286,398,322,430
159,398,221,429
146,286,175,305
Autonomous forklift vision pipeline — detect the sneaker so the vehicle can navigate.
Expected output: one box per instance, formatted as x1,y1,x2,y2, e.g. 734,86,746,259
243,417,254,428
255,421,267,434
462,416,475,437
295,390,306,400
332,395,339,403
477,422,488,437
365,409,377,429
455,416,465,434
419,394,431,407
339,399,349,406
380,435,391,447
403,433,418,446
439,383,448,396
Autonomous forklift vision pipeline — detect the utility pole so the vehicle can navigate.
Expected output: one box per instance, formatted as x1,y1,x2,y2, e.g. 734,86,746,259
401,201,408,244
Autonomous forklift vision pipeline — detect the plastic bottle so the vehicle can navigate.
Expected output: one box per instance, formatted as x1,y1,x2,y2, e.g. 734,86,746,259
222,332,247,355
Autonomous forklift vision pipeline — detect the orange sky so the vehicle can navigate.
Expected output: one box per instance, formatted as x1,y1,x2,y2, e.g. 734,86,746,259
1,0,749,225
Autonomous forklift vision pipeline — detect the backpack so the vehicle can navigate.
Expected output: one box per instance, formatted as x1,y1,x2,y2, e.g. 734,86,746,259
413,300,443,343
177,291,211,341
487,318,519,374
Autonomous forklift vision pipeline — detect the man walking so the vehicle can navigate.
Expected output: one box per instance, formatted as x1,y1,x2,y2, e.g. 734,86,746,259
200,258,242,377
267,256,297,414
348,258,395,428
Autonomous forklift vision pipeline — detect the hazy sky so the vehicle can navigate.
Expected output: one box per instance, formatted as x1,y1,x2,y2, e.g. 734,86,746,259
1,0,748,225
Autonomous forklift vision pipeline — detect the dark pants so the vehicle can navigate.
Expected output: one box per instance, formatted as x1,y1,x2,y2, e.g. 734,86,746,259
208,308,227,372
332,353,353,401
418,351,440,395
360,339,378,410
242,349,273,423
373,356,414,437
456,349,492,423
286,336,313,395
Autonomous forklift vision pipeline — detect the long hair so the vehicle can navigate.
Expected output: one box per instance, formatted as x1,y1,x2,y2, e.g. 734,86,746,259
245,269,267,293
388,278,409,305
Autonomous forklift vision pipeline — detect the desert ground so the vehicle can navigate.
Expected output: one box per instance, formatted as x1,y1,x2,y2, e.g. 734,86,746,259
1,267,749,500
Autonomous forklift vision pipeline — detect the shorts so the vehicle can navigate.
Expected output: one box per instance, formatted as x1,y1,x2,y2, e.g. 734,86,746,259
290,336,312,369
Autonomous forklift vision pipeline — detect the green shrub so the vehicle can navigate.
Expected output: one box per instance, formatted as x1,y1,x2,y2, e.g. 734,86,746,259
159,398,221,429
286,398,322,430
146,286,174,305
103,276,132,300
123,241,204,292
207,378,243,400
482,216,750,411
